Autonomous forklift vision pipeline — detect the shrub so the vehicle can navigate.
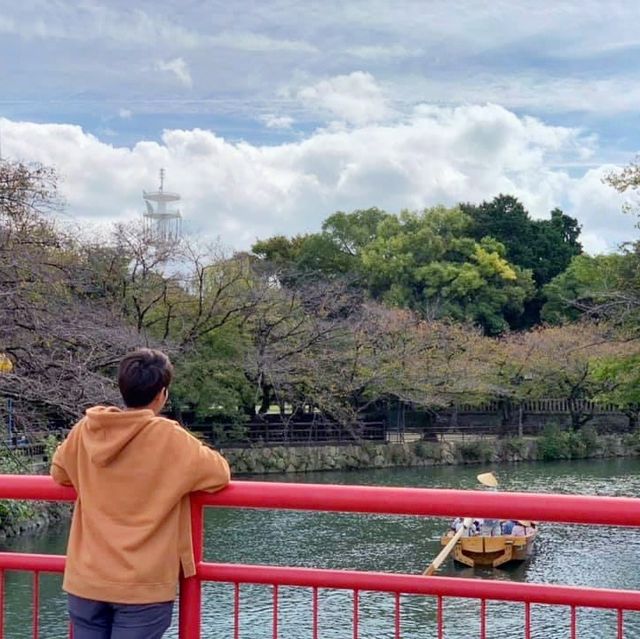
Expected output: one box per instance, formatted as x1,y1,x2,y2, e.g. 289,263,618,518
599,434,620,457
578,424,599,456
566,430,587,458
43,433,59,463
537,423,571,461
0,446,37,527
622,429,640,454
537,422,603,460
456,439,493,463
362,441,378,458
413,440,441,460
500,437,528,458
389,444,409,464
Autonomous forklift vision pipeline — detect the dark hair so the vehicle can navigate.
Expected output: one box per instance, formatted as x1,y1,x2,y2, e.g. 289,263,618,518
118,349,173,408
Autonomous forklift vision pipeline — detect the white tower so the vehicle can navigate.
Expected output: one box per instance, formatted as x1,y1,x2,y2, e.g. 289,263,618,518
143,169,182,242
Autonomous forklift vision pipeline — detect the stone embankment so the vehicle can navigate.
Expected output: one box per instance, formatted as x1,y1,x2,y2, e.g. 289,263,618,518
222,434,635,475
0,504,70,542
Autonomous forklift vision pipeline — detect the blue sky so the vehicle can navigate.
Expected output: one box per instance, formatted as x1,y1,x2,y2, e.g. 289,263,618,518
1,0,639,252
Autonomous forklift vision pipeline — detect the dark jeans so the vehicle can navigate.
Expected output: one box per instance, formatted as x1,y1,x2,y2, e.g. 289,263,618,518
68,594,173,639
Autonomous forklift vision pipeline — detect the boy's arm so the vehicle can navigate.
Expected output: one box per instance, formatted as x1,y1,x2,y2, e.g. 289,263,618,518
191,442,231,493
175,427,231,493
50,442,73,486
50,425,79,487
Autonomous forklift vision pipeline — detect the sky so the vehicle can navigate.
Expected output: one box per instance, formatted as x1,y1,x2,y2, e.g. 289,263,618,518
1,0,640,253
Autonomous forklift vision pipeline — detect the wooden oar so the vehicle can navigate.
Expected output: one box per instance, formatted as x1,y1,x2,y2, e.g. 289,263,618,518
423,517,473,576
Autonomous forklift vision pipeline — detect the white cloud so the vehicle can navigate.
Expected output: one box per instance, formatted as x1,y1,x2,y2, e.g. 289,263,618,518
0,4,204,47
401,74,640,116
5,1,640,131
567,166,637,253
0,4,316,53
208,31,316,53
0,15,16,33
0,105,634,254
346,44,424,60
118,108,133,119
260,114,294,129
156,58,192,88
296,72,395,125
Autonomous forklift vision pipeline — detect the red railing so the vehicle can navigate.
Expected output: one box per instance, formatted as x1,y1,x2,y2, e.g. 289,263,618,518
1,475,640,638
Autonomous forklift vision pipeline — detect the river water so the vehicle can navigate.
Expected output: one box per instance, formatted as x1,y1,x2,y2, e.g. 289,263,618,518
3,458,640,638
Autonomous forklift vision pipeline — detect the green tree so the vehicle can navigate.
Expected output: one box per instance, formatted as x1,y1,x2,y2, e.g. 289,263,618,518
169,321,253,425
321,207,391,255
251,208,392,282
461,195,582,327
542,253,634,324
534,208,583,285
592,354,640,430
252,233,355,282
251,234,306,270
462,195,535,269
359,206,534,334
461,195,582,286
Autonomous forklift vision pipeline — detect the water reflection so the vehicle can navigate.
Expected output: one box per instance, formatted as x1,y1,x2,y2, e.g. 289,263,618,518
2,458,640,638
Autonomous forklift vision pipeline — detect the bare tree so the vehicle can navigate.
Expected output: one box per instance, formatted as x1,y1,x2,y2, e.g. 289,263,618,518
0,161,144,430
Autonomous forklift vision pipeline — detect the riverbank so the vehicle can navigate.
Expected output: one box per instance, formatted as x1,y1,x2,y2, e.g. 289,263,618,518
223,428,640,474
2,429,639,540
0,502,70,542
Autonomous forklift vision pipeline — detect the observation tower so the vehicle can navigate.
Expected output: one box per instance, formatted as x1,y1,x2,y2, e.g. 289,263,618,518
143,169,182,242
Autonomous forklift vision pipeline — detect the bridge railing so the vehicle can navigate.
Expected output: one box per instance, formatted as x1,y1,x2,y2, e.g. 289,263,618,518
2,476,640,638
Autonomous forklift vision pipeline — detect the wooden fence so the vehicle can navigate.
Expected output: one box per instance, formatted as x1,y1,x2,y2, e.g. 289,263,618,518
455,399,625,414
197,420,387,447
2,399,634,454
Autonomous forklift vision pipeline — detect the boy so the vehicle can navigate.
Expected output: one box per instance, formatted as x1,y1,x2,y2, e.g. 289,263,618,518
51,348,230,638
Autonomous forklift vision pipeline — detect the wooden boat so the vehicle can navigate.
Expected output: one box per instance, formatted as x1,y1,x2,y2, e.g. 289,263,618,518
440,524,537,568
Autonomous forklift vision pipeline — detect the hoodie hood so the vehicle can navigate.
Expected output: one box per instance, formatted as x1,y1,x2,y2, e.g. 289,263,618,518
83,406,156,466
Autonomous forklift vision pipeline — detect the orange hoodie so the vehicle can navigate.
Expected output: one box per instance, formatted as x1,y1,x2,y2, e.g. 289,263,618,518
50,406,230,604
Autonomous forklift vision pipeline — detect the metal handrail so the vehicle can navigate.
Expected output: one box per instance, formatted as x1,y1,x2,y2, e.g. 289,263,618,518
1,476,640,639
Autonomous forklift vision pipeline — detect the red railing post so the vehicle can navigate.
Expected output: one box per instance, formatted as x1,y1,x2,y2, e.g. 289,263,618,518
312,586,319,639
234,582,240,639
32,571,39,639
0,569,4,639
394,592,401,639
178,497,203,639
618,609,624,639
353,589,359,639
272,584,279,639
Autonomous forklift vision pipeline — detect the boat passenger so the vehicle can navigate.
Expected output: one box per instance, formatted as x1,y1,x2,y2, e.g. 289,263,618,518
468,519,482,536
450,519,486,536
512,523,527,536
450,517,464,532
480,518,501,536
501,520,516,535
